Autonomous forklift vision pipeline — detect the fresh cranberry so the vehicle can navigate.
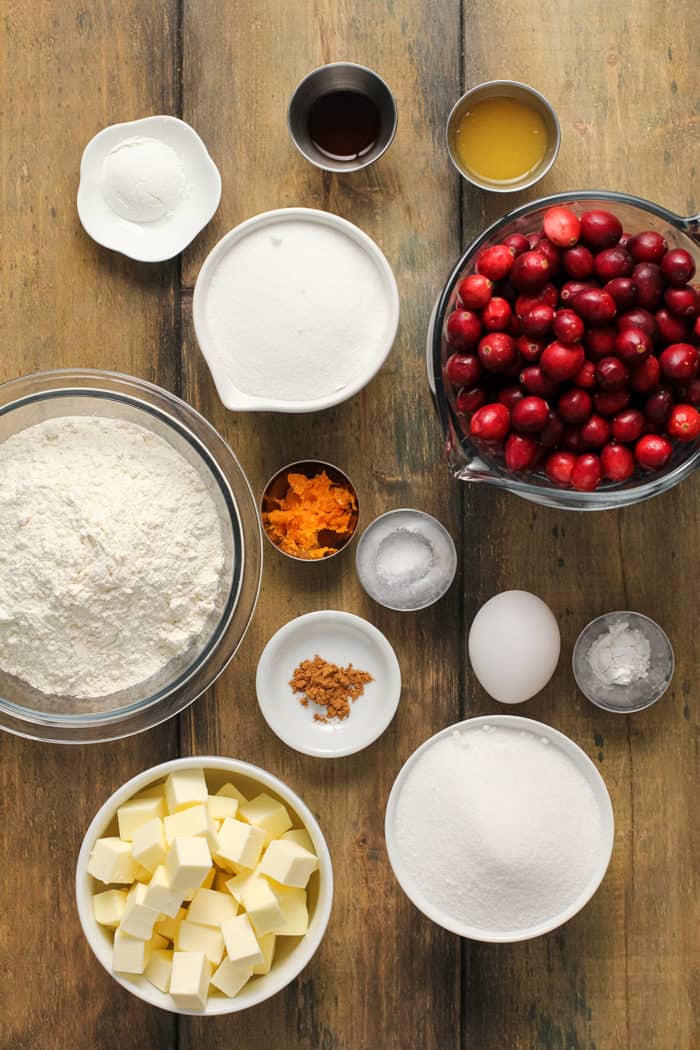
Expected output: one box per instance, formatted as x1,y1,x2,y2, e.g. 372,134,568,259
511,396,550,433
695,314,700,340
594,247,633,282
456,387,486,414
562,424,585,452
573,288,617,326
585,326,617,359
482,297,513,332
633,262,664,310
580,210,622,249
527,232,541,250
446,309,482,349
505,432,539,470
611,409,644,443
667,404,700,441
644,387,674,424
522,303,555,338
601,442,635,481
661,248,696,288
558,388,593,424
618,232,632,249
519,366,559,398
630,355,661,394
553,309,584,344
477,332,517,373
516,335,544,362
445,353,481,387
537,238,562,276
617,308,659,342
543,206,581,247
545,450,577,485
635,434,672,469
539,411,565,448
503,233,530,257
541,341,585,381
510,251,552,293
561,278,596,302
655,308,689,345
574,360,597,389
595,357,630,391
470,403,510,442
627,230,668,263
659,343,699,380
498,385,524,410
457,274,493,310
571,453,602,491
604,277,637,311
594,390,630,417
580,414,611,448
664,285,699,318
676,377,700,405
614,327,652,364
477,244,516,281
561,245,594,279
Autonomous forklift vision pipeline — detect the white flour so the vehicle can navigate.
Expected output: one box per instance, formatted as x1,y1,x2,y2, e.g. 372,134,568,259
587,619,651,686
0,417,224,698
100,137,187,223
393,725,605,932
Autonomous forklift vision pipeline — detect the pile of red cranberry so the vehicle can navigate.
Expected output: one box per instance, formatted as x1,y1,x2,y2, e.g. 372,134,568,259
443,205,700,491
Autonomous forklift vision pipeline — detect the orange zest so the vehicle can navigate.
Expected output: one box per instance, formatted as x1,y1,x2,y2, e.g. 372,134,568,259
262,470,358,560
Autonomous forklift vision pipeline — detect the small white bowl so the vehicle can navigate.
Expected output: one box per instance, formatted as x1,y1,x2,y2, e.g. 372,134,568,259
385,715,614,942
77,116,221,262
192,208,400,412
256,611,402,757
76,756,333,1014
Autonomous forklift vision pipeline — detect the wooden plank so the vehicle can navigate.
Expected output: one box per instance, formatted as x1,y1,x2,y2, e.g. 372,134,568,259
0,3,179,1046
460,2,699,1048
179,1,463,1047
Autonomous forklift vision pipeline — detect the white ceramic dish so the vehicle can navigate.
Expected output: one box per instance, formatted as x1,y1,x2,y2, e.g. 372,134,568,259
76,756,333,1014
192,208,400,412
256,611,402,757
77,116,221,262
385,715,614,942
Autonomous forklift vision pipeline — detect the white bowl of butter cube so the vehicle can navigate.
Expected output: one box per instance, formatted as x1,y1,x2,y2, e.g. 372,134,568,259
76,756,333,1014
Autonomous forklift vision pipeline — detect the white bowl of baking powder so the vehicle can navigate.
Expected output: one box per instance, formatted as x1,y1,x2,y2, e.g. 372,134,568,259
192,208,400,412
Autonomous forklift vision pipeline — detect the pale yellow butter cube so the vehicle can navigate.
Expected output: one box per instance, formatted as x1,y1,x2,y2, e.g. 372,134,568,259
258,839,318,889
165,837,212,894
154,907,187,943
117,796,166,841
252,933,276,976
142,866,184,918
134,783,166,800
133,862,155,884
221,913,264,968
187,888,238,928
112,929,150,975
164,769,208,814
272,885,308,936
238,794,292,845
131,818,167,874
170,951,211,1011
164,804,218,852
224,869,257,905
215,818,265,872
282,829,315,854
216,782,248,806
144,948,173,993
88,837,139,885
239,876,285,937
182,866,215,901
207,794,238,822
175,920,225,967
93,889,128,928
210,957,252,998
120,882,160,940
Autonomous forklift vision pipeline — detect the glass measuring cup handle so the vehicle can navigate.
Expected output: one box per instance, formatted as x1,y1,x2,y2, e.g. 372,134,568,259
678,211,700,246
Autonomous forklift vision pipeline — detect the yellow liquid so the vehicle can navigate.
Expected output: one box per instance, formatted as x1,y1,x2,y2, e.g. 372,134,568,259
454,96,548,182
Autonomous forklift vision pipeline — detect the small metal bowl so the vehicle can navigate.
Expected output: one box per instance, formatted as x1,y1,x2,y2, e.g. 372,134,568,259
572,611,674,714
446,80,560,193
287,62,397,173
260,459,359,562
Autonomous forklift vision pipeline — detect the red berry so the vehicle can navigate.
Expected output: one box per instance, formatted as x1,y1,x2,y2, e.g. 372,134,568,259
545,450,577,485
508,313,523,337
503,233,530,257
498,385,524,410
596,356,630,392
580,210,623,249
594,390,630,417
539,411,565,448
477,244,515,281
505,433,539,471
446,309,482,349
511,396,550,434
481,297,513,332
585,326,617,360
571,453,602,491
617,308,659,342
604,277,637,311
522,303,555,339
562,245,594,279
445,353,481,387
457,274,493,310
519,365,558,398
633,262,664,310
573,288,617,326
695,314,700,340
541,341,585,382
470,403,510,442
580,414,611,448
594,247,633,282
553,309,584,344
667,404,700,441
644,387,674,424
515,335,544,362
456,387,486,415
601,442,635,481
659,343,699,380
537,238,562,276
543,206,581,247
614,327,652,364
477,332,517,373
661,248,696,287
611,408,644,443
562,424,585,452
627,231,668,263
561,278,596,302
664,285,698,318
676,377,700,406
655,308,688,345
558,388,592,424
630,355,661,393
635,434,672,469
574,360,597,389
527,232,541,250
510,251,552,293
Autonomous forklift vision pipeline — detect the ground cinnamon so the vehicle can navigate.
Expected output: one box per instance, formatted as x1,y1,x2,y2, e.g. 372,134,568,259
289,654,373,723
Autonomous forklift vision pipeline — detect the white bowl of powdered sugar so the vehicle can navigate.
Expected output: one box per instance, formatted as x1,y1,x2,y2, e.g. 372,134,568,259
385,716,614,942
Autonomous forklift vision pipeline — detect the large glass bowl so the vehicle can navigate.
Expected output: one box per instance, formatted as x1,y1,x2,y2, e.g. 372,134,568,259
0,370,262,744
429,190,700,510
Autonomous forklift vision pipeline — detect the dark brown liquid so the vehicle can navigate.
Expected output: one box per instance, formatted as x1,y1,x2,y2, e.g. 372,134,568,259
308,90,381,162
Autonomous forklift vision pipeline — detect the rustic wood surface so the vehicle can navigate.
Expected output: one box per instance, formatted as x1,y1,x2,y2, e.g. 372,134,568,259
0,1,697,1048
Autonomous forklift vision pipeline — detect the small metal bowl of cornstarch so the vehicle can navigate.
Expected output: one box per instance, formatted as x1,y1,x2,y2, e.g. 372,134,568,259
355,509,457,612
572,611,674,714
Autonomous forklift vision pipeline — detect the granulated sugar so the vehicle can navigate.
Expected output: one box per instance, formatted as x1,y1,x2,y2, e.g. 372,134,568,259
393,725,606,932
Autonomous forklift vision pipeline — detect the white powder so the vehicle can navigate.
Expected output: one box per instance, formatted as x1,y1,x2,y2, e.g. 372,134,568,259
393,725,606,932
202,220,394,402
0,417,224,698
587,619,651,686
100,137,187,223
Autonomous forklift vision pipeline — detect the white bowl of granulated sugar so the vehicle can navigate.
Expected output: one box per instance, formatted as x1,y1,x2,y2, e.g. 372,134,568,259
385,715,614,942
192,208,400,413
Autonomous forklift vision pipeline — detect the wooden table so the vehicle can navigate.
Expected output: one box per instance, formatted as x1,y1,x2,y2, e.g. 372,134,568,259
0,2,697,1047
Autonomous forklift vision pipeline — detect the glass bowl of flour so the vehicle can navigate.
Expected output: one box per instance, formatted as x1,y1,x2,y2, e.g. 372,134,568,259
0,370,262,744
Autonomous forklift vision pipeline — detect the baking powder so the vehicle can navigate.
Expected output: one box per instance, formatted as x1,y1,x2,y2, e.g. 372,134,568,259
587,619,651,686
100,136,187,223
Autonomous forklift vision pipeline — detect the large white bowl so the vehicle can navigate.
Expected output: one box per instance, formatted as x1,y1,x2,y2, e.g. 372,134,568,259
385,716,614,942
76,756,333,1014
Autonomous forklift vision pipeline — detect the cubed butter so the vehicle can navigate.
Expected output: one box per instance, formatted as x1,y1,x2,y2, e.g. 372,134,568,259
165,836,212,894
117,796,166,841
273,885,309,937
88,837,139,885
112,929,150,975
252,933,276,976
144,948,173,993
182,865,216,901
258,839,318,889
215,818,265,872
134,783,166,800
210,957,252,999
207,794,238,822
164,768,208,814
282,829,315,854
93,889,128,928
154,907,186,943
133,862,155,884
164,804,218,852
120,881,160,940
175,920,225,967
170,951,212,1011
142,865,184,918
239,876,285,937
214,870,236,895
238,794,292,845
187,887,238,928
221,913,264,968
224,869,256,905
131,818,167,874
216,782,248,806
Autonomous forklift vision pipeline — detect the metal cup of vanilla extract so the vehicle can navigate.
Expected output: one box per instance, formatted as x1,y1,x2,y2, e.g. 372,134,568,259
288,62,398,173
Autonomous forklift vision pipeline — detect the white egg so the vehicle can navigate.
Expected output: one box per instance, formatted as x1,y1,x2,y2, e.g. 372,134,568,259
468,590,560,704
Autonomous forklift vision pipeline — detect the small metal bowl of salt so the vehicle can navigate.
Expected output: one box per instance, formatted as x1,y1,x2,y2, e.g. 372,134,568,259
572,611,674,714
